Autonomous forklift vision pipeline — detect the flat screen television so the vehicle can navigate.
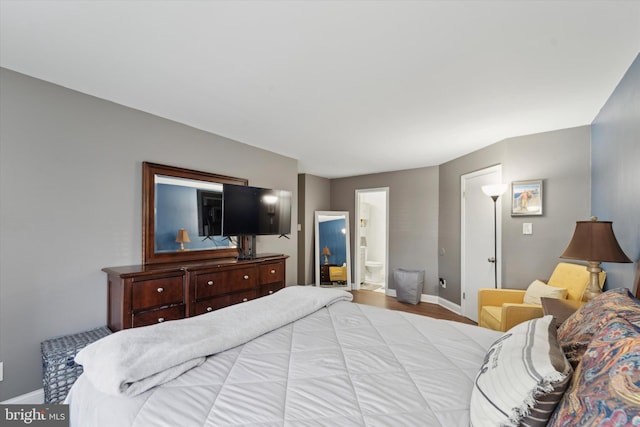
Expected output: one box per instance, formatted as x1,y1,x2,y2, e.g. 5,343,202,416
222,184,292,236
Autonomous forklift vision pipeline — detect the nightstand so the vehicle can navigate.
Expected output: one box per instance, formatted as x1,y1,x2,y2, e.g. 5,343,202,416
541,297,584,327
320,264,336,285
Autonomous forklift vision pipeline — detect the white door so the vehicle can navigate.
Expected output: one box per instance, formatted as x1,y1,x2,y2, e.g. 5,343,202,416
461,165,503,322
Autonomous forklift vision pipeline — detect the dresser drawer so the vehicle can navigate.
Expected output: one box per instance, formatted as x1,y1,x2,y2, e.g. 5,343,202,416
195,266,257,299
258,282,284,298
193,290,257,315
259,262,284,284
132,276,184,311
132,305,185,327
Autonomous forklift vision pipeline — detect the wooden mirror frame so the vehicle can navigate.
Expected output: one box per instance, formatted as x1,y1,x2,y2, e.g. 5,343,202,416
142,162,247,265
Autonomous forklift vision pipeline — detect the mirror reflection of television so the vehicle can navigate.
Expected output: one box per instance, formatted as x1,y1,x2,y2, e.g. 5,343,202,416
222,184,292,236
197,189,222,237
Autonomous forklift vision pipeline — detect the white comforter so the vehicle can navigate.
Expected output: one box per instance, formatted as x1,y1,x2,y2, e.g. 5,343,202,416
74,286,352,397
67,289,501,426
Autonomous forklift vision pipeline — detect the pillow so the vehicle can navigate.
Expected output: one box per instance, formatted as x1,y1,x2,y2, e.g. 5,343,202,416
470,315,573,427
548,317,640,426
523,280,568,305
557,287,640,366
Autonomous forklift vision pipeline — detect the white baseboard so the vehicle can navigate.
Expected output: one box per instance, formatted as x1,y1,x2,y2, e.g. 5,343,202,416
2,388,44,404
385,289,466,318
437,297,462,315
421,294,439,304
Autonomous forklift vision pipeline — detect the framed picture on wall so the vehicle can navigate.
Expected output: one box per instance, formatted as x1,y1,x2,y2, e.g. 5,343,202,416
511,180,543,216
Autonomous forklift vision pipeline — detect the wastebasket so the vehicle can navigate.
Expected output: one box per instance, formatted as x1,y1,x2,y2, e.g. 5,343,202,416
394,268,424,304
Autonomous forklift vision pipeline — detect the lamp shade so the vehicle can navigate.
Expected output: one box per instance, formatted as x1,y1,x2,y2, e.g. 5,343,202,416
481,184,508,198
175,229,191,243
560,219,631,263
322,246,331,256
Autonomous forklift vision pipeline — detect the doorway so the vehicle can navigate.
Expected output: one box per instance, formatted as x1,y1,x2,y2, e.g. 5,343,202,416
355,188,389,293
461,165,504,322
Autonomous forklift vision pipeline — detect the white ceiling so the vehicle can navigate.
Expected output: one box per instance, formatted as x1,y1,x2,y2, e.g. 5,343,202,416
1,1,639,178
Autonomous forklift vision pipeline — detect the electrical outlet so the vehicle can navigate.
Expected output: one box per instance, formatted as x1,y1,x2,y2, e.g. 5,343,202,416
439,278,446,288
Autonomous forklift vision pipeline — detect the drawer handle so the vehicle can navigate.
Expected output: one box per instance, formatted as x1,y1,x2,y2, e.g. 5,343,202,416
158,317,165,323
242,298,248,302
157,287,164,293
268,290,274,295
270,269,276,274
207,280,214,286
206,307,212,312
243,275,249,280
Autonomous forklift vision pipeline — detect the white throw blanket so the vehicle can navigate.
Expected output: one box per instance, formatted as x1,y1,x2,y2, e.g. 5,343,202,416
75,286,352,397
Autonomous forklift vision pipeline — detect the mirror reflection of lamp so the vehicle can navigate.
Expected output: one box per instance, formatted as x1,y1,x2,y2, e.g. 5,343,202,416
263,195,278,229
263,195,278,210
175,229,191,251
322,246,331,265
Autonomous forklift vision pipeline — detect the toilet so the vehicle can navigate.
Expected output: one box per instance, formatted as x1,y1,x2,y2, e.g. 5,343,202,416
365,261,384,284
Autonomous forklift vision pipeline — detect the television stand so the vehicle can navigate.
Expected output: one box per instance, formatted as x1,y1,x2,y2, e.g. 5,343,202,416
237,235,257,260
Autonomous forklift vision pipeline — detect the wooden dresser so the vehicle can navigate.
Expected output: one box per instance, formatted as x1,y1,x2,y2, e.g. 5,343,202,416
104,254,287,331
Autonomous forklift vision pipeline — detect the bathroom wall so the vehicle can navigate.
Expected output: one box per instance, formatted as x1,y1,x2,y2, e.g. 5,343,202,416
360,191,386,266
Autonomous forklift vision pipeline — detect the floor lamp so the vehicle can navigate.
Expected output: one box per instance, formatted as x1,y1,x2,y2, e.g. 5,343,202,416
481,184,508,288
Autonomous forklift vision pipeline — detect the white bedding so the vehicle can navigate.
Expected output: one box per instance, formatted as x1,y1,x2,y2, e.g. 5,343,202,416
74,286,351,397
67,292,501,426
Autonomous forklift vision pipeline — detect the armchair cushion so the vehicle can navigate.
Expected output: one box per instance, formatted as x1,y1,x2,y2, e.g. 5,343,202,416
329,265,347,282
523,280,568,305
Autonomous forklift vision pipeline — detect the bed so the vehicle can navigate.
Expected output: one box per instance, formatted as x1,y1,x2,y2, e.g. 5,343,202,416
65,284,640,427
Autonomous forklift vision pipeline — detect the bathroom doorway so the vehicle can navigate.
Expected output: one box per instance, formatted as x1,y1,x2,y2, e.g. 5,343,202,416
355,188,389,293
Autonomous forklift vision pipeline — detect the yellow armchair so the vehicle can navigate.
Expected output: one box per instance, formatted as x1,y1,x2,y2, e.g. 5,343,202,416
329,265,347,283
478,262,606,332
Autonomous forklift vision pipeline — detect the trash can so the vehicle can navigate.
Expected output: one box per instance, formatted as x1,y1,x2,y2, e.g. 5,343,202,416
394,268,424,304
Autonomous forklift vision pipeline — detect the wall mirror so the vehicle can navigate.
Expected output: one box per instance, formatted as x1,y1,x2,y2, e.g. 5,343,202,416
142,162,247,264
314,211,352,289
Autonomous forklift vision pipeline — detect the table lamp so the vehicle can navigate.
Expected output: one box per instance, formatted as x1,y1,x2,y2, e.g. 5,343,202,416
322,246,331,265
560,217,631,301
176,229,191,251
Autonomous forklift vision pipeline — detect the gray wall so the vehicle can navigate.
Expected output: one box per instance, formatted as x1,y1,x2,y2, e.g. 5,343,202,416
297,174,331,285
591,53,640,290
330,167,440,295
0,68,298,400
439,126,592,305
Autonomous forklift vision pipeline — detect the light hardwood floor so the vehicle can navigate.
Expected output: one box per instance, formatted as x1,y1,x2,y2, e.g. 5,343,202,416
350,289,476,325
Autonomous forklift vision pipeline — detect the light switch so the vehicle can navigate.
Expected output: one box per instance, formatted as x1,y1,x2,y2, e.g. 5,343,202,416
523,223,533,235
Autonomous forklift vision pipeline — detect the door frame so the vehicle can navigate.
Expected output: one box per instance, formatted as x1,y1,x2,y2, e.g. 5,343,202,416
355,188,389,292
460,165,504,320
